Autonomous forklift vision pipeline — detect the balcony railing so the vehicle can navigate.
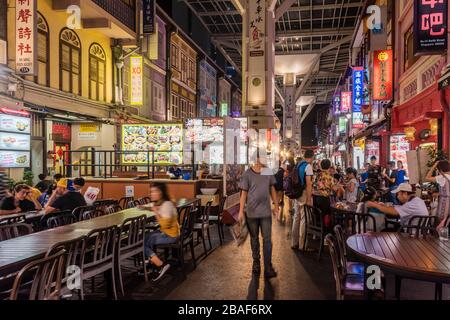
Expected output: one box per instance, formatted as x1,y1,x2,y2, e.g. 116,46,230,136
92,0,136,32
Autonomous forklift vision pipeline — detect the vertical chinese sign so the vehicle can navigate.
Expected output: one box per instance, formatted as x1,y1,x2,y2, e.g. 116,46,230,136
414,0,448,55
338,117,347,135
341,92,351,114
142,0,155,35
333,93,341,115
352,67,364,129
373,50,393,101
15,0,36,75
247,0,266,106
130,56,143,106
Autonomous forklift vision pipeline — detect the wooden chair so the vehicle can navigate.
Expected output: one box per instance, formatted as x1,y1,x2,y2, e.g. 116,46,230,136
193,200,213,257
93,199,118,213
46,212,76,229
402,215,439,238
346,212,377,235
154,204,196,274
106,204,123,215
209,196,227,245
46,236,87,299
116,215,148,296
0,214,26,225
325,234,365,300
137,197,151,205
0,223,33,242
333,225,365,276
80,209,107,221
72,206,96,222
118,197,135,209
9,249,66,300
303,205,326,261
80,226,118,300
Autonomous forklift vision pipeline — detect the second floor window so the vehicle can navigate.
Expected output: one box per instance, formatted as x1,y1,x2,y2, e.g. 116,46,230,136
89,43,106,102
36,12,49,87
60,28,81,95
404,25,419,72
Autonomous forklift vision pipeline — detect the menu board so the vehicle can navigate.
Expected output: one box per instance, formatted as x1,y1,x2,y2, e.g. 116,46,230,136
365,140,380,163
121,124,183,165
390,135,410,171
0,114,31,134
184,118,224,164
0,151,30,168
0,132,31,151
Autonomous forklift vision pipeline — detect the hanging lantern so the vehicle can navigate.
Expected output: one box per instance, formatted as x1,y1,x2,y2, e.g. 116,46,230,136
429,119,438,136
404,127,416,141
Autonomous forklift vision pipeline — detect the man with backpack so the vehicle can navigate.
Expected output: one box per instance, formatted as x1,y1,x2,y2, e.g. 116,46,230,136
288,149,314,250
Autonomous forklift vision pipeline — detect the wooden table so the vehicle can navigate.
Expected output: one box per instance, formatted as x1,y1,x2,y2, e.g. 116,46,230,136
347,232,450,284
0,198,197,277
0,210,46,223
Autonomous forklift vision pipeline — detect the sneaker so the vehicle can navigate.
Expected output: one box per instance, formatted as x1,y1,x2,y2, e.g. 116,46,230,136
252,262,261,275
264,268,277,279
152,264,171,282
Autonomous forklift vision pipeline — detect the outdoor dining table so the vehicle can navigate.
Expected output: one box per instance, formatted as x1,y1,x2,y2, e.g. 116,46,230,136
0,198,197,278
0,210,46,224
347,232,450,286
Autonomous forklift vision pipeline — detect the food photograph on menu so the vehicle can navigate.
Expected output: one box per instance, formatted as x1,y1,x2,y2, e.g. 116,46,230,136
121,124,183,165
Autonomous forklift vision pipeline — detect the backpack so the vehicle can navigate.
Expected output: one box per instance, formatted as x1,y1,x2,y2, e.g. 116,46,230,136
284,161,308,199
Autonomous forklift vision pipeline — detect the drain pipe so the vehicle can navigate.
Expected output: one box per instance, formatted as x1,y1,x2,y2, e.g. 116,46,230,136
440,87,450,156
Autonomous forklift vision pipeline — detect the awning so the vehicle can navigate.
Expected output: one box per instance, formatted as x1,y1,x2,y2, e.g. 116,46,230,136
350,116,387,141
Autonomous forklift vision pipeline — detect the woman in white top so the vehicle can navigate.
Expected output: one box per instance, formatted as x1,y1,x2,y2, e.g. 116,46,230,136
426,160,450,227
344,167,359,203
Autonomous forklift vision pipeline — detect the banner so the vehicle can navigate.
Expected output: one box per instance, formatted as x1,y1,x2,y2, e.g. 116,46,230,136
130,56,143,106
352,67,364,129
143,0,156,35
341,92,351,113
373,50,393,101
414,0,448,55
333,93,341,115
15,0,37,75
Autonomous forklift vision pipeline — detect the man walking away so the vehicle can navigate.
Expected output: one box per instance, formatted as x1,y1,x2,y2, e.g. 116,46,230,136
291,150,314,250
239,157,280,278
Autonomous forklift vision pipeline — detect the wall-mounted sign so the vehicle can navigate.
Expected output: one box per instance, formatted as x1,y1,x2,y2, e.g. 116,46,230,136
352,67,364,112
333,94,341,115
130,56,143,106
373,50,393,101
0,110,31,168
220,103,229,117
339,117,347,134
77,132,97,141
79,123,97,133
142,0,155,35
341,92,351,113
0,151,30,168
414,0,448,56
0,132,30,150
15,0,37,75
0,114,31,134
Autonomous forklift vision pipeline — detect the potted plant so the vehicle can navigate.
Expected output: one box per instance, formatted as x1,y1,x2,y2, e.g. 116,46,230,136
23,170,34,187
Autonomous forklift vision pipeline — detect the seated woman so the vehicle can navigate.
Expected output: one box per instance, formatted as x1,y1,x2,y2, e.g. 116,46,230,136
143,183,180,281
357,187,385,232
0,184,42,215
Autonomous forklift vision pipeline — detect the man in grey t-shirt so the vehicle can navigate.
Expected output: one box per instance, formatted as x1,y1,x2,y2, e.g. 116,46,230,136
239,158,279,278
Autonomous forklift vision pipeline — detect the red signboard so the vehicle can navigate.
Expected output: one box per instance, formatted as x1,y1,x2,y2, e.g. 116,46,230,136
52,122,71,141
341,92,351,113
373,50,393,101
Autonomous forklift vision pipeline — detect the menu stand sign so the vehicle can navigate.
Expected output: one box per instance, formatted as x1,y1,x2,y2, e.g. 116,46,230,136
0,110,31,168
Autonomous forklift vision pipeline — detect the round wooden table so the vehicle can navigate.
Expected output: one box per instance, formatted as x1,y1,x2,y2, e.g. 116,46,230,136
347,232,450,284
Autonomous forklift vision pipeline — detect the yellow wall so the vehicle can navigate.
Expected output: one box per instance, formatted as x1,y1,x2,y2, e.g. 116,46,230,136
7,0,113,103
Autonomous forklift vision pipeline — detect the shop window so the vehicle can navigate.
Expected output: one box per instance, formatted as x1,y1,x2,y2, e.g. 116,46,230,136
172,94,179,120
181,53,188,83
36,12,49,87
404,25,419,72
171,44,179,70
188,59,196,82
152,83,163,113
89,43,106,102
60,28,81,95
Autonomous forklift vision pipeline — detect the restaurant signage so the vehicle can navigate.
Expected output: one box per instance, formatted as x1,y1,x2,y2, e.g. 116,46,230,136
373,50,393,101
15,0,37,75
352,67,364,129
0,111,31,168
338,117,347,134
333,93,341,115
142,0,156,35
130,56,143,106
341,92,351,114
414,0,448,56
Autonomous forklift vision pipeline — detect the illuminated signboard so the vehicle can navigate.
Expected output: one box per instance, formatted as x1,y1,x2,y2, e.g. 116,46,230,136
341,92,351,113
333,94,341,115
15,0,37,75
339,117,347,134
130,56,143,106
0,111,31,168
373,50,393,101
352,67,364,129
414,0,448,55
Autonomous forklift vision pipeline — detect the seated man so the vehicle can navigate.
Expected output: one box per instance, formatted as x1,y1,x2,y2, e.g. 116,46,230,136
0,184,42,215
366,183,428,227
45,178,87,214
73,177,86,193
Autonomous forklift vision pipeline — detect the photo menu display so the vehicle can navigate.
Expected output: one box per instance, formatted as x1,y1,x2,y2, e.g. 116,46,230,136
0,112,31,168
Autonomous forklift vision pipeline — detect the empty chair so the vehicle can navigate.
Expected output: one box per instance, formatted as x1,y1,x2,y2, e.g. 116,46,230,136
40,211,72,229
47,212,76,229
80,226,118,300
131,200,141,208
303,205,326,261
116,215,148,296
346,212,377,235
0,223,33,241
193,200,213,257
137,197,151,205
105,204,123,215
0,214,26,225
154,204,196,273
46,236,87,299
333,225,365,276
118,197,135,210
325,234,365,300
402,215,439,238
209,196,227,245
9,249,66,300
93,199,118,213
80,209,106,221
72,206,96,222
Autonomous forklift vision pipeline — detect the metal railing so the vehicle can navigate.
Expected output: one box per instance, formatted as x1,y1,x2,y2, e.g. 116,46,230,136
62,150,197,180
92,0,136,31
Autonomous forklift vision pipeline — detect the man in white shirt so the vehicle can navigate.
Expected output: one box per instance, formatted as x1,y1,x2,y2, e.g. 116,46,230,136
366,183,428,226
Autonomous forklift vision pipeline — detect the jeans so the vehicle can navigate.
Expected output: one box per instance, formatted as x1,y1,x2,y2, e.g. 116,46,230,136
292,193,307,248
144,231,177,259
246,216,272,269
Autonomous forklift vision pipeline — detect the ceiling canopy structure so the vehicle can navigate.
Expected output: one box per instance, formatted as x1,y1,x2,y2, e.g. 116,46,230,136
182,0,365,113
